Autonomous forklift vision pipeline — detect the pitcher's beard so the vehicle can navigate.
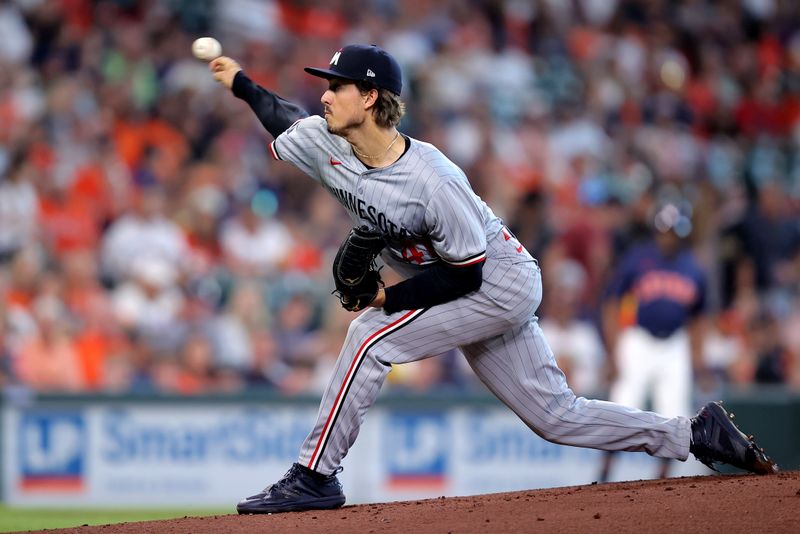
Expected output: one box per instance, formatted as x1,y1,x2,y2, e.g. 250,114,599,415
326,124,350,137
325,115,364,138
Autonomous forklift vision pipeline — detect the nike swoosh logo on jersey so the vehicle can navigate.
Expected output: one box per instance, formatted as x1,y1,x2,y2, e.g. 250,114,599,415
330,156,342,166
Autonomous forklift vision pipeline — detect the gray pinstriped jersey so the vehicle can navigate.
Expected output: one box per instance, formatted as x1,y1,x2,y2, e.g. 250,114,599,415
269,116,505,274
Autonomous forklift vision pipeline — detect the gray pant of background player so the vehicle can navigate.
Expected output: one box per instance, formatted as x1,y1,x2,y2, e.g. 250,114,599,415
298,230,692,474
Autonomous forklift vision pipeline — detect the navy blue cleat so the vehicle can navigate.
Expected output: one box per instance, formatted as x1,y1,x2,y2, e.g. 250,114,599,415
236,463,346,514
690,401,778,475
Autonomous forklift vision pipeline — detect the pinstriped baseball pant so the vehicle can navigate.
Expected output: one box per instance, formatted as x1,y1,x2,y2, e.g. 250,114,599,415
298,236,692,475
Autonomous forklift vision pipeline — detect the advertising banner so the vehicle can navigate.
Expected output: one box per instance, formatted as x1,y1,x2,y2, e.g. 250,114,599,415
2,400,709,506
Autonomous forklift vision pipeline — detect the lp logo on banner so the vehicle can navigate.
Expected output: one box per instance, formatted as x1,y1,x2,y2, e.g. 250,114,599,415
383,412,448,490
18,411,86,492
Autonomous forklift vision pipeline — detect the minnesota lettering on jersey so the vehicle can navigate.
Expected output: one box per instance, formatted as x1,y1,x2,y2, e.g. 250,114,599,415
330,186,410,239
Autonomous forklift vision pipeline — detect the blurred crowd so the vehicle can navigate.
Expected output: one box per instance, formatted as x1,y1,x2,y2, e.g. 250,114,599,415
1,0,799,397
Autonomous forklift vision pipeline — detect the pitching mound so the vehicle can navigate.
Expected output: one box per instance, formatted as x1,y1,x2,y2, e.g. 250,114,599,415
41,471,799,534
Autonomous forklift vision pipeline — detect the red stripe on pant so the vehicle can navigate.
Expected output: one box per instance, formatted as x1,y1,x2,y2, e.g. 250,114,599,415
307,309,419,470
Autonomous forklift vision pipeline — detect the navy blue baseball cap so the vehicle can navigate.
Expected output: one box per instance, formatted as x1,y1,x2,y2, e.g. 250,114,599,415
305,44,402,95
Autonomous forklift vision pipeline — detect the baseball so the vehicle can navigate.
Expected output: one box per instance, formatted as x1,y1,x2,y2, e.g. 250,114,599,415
192,37,222,61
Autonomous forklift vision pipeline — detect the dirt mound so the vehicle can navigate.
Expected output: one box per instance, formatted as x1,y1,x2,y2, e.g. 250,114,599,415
39,471,799,534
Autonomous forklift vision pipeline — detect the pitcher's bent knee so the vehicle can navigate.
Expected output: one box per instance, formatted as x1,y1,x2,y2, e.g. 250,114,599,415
533,394,587,443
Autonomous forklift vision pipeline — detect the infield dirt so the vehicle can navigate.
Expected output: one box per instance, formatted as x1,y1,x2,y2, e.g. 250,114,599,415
35,471,800,533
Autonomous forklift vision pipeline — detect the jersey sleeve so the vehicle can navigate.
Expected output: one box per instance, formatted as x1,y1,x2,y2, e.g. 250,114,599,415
424,179,487,267
232,71,309,139
269,116,327,182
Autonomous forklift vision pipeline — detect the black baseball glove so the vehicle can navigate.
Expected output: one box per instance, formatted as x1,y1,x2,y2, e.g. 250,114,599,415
332,226,386,311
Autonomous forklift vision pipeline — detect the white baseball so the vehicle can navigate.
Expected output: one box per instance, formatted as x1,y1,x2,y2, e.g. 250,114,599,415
192,37,222,61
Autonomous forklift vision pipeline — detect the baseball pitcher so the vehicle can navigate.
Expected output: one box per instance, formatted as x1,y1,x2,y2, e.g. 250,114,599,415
206,44,776,514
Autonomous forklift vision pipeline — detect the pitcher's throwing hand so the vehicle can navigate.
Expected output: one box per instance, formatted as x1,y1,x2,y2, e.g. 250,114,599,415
209,57,241,89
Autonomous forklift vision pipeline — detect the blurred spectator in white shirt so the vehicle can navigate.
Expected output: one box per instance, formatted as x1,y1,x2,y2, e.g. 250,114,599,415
220,198,294,278
540,259,605,395
111,255,184,338
0,1,32,65
101,184,188,283
0,152,39,261
212,280,268,371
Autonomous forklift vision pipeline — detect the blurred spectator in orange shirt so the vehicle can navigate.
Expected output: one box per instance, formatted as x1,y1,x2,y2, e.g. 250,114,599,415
37,177,99,256
175,331,217,395
73,294,120,390
15,295,85,391
61,249,122,389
